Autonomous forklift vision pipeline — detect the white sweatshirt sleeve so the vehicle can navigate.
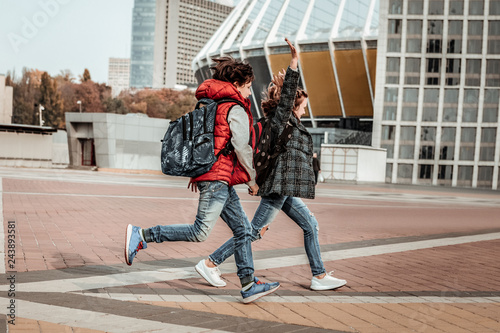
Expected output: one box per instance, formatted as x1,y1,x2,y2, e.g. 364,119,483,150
227,105,256,186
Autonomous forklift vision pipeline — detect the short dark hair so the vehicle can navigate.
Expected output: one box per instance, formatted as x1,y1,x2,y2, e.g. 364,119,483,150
210,57,254,86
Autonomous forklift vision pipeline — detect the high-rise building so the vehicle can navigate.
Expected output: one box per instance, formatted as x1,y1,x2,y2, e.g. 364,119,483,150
130,0,157,89
152,0,233,88
372,0,500,190
0,74,13,125
108,58,130,97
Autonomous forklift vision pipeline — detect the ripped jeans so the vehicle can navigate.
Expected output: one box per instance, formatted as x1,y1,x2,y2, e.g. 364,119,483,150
209,195,326,276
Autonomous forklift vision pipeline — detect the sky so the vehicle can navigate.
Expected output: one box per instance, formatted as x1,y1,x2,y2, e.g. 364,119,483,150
0,0,134,84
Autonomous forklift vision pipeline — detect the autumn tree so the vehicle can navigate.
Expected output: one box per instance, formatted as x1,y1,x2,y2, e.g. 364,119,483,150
39,72,64,128
9,68,42,125
81,68,91,82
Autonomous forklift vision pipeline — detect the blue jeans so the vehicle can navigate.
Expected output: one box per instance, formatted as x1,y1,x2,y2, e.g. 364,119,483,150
209,195,326,277
145,181,254,285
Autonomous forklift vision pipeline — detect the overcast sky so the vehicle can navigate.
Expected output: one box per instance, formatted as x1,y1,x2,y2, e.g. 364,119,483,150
0,0,134,83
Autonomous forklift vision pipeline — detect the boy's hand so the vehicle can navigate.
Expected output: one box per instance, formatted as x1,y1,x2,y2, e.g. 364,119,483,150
285,38,298,69
248,184,259,196
188,178,197,193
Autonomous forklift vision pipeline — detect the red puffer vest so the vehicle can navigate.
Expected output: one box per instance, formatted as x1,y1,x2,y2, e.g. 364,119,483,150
193,79,253,186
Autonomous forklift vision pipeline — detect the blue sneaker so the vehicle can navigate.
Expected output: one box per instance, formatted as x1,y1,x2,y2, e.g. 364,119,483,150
241,278,280,304
125,224,147,266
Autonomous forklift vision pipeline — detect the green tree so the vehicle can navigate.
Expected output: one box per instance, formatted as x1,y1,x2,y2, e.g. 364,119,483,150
39,72,64,128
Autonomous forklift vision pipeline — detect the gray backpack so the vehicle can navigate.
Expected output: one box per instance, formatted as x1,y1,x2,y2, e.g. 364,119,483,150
161,98,244,177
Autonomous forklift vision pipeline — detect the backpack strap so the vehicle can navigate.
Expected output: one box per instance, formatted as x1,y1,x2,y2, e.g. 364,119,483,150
214,98,248,157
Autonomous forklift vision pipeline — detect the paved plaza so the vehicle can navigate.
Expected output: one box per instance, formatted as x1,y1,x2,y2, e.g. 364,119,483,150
0,166,499,332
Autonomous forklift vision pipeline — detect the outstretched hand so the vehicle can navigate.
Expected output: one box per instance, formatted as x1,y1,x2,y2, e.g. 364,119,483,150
285,38,298,70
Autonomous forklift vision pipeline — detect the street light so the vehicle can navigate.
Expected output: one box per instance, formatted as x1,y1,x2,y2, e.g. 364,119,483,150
77,100,82,113
39,105,45,126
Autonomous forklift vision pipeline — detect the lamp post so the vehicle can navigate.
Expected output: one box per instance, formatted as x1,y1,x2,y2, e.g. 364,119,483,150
77,100,82,113
39,105,45,126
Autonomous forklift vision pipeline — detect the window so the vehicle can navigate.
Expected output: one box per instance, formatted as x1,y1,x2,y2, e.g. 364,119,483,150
491,0,500,15
443,89,459,122
483,90,499,122
382,125,396,141
401,126,416,141
383,106,397,120
445,59,461,86
389,0,402,14
480,128,497,161
469,0,484,15
488,21,500,54
386,58,400,84
426,58,441,85
441,127,456,160
383,145,395,159
423,89,439,121
405,58,421,85
428,0,444,14
463,89,479,122
388,19,402,52
419,164,433,181
448,21,463,54
408,0,423,14
466,59,481,86
420,126,436,160
438,165,453,184
460,127,476,161
449,0,464,15
457,166,473,186
407,20,423,53
397,164,413,182
402,88,418,121
486,60,500,87
400,126,416,159
386,163,393,180
478,166,493,187
467,21,483,54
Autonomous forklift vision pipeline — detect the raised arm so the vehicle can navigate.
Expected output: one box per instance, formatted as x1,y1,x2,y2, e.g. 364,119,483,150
273,38,300,128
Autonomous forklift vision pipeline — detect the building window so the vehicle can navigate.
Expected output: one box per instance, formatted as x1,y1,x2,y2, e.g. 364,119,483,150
483,90,499,122
383,106,397,120
408,0,424,14
400,126,416,159
445,59,461,86
486,60,500,87
386,57,400,84
460,127,476,161
397,164,413,182
480,128,497,161
478,166,493,188
448,21,463,54
388,19,402,52
490,0,500,15
386,163,393,180
405,58,421,85
419,164,433,181
457,166,473,187
438,165,453,185
402,88,419,121
488,21,500,54
467,21,483,54
389,0,402,14
427,21,443,53
466,59,482,86
426,58,441,85
463,89,479,122
423,89,439,121
420,127,436,160
428,0,444,14
449,0,464,15
382,125,396,141
443,89,459,122
407,20,423,53
469,0,484,15
440,127,456,160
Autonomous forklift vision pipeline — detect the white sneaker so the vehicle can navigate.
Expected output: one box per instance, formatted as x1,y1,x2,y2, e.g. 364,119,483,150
195,259,226,287
310,271,346,291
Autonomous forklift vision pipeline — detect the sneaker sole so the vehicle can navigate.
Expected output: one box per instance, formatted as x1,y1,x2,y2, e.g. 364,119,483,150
195,263,226,287
310,280,347,291
124,224,132,266
242,284,280,304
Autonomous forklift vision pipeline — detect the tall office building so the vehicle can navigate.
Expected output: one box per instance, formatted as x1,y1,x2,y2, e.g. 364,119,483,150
108,58,130,97
153,0,233,88
372,0,500,190
130,0,157,89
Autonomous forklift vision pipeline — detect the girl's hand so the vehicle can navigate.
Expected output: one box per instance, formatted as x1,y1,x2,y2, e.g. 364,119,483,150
285,38,298,69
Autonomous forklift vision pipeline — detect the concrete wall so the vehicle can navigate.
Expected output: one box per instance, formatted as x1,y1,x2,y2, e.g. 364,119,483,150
0,131,53,168
66,112,170,171
320,144,387,183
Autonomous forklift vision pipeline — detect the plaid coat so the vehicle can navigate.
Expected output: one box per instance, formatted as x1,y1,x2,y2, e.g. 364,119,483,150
258,67,316,199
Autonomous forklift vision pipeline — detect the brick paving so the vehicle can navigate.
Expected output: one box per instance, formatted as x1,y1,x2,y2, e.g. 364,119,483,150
0,167,499,332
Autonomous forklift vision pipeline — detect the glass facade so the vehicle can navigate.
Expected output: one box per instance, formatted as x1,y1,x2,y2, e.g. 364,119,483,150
130,0,156,89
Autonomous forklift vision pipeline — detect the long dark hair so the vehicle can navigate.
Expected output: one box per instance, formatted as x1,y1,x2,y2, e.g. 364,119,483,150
210,57,254,86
